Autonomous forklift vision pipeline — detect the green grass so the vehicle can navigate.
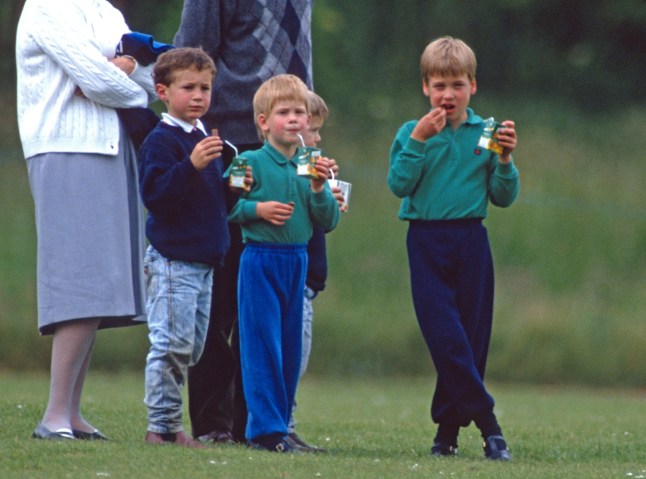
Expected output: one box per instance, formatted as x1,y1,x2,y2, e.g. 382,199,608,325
1,373,645,478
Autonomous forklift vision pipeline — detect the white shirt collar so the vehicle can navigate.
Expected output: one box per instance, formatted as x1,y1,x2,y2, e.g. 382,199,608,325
161,113,208,135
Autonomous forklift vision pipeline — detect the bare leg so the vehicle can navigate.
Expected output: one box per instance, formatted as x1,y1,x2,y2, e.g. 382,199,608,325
40,319,101,431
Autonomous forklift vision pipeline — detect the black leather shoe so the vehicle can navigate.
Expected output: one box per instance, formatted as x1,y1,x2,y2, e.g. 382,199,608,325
73,429,108,440
32,423,75,440
431,440,458,456
287,432,327,453
248,435,301,453
483,435,511,461
196,430,235,444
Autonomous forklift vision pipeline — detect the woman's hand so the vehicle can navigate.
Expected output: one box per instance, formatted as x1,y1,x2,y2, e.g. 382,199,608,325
110,56,137,75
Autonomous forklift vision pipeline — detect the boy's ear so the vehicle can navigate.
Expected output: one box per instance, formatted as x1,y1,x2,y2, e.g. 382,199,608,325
257,113,270,136
422,79,430,98
155,83,168,101
470,80,477,95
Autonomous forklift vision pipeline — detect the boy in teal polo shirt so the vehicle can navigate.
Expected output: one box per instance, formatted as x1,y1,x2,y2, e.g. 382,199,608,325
388,36,520,461
228,74,339,452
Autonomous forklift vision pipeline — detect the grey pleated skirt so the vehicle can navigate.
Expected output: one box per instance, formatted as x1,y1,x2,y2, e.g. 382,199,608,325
27,127,146,335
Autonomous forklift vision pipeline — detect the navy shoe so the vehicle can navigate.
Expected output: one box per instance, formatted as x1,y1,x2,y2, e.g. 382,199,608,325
73,429,108,440
248,435,301,453
430,440,458,456
32,423,75,440
483,435,511,461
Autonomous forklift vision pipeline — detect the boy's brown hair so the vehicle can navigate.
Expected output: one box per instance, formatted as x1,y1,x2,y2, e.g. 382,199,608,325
420,36,477,82
153,47,216,86
253,74,309,140
308,91,329,121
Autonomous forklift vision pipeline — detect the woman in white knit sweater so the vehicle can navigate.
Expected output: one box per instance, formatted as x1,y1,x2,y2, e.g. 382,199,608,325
16,0,156,440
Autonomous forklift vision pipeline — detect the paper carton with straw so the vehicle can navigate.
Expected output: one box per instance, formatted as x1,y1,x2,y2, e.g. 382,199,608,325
295,134,320,179
223,138,250,191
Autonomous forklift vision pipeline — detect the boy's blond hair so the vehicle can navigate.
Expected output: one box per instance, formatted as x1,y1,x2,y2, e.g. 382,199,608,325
420,36,477,82
253,74,309,140
308,91,329,121
153,47,216,86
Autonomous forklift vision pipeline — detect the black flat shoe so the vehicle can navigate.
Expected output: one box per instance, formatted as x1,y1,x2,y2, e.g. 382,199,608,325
32,423,75,440
286,432,327,453
73,429,108,440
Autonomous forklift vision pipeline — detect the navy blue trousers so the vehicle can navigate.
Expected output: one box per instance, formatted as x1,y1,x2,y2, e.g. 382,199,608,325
407,219,496,427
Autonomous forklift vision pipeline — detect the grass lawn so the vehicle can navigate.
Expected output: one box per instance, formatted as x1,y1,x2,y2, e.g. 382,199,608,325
1,373,645,478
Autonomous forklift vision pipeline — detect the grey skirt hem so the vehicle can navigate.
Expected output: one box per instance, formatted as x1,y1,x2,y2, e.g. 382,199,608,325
39,314,146,336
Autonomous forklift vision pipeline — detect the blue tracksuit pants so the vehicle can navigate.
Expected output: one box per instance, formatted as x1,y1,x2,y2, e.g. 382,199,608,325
406,219,496,427
237,243,307,441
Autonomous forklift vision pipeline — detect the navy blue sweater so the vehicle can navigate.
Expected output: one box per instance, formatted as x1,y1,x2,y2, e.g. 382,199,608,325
139,122,230,266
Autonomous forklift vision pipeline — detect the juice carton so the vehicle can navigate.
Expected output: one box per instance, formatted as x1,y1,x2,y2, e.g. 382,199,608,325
327,169,352,212
478,118,504,155
229,155,249,191
296,134,320,179
224,139,250,191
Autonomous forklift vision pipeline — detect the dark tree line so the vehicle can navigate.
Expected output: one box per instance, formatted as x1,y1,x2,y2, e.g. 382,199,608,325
3,0,645,114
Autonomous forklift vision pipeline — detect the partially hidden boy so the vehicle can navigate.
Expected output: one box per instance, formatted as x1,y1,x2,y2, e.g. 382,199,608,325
228,74,340,453
288,91,340,453
138,47,250,448
388,36,520,461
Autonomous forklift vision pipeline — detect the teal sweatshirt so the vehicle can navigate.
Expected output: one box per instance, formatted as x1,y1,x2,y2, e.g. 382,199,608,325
228,141,340,244
388,108,520,221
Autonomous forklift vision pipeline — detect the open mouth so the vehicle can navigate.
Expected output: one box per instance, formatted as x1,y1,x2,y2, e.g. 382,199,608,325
442,104,455,113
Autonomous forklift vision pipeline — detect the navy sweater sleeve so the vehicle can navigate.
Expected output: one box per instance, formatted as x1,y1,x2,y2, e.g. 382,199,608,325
139,123,230,266
305,227,328,292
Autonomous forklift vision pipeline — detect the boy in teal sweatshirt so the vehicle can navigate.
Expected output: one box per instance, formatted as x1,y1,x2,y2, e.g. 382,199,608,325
388,36,520,461
228,74,339,452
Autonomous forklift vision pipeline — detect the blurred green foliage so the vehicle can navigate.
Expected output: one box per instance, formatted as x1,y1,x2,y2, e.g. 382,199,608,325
2,0,645,114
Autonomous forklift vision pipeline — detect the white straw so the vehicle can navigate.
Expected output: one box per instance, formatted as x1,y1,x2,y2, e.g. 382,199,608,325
224,140,238,156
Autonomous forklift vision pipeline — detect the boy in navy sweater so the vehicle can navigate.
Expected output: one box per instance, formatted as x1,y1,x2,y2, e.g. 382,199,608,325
139,47,248,448
288,91,338,452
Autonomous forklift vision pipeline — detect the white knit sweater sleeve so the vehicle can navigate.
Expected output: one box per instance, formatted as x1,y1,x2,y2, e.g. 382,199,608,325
28,1,152,107
16,0,157,158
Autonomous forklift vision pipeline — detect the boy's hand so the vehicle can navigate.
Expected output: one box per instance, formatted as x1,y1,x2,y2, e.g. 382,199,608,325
243,165,254,190
331,185,347,212
229,165,254,193
190,135,222,171
310,157,333,193
327,158,339,177
257,201,294,225
411,107,446,142
497,120,517,164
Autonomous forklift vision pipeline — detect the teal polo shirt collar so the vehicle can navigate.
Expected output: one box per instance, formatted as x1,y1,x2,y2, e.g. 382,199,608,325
463,108,484,127
262,140,295,166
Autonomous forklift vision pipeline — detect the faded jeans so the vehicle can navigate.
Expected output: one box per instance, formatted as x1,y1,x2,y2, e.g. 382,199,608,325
288,286,317,432
143,246,213,433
